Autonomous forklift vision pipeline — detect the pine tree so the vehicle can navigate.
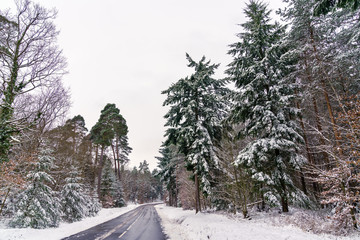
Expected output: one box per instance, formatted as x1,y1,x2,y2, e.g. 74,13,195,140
226,0,307,212
9,147,61,228
60,168,90,223
91,104,130,197
47,115,91,190
162,54,228,213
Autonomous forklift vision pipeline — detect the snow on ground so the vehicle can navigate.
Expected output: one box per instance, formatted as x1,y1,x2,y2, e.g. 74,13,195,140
155,204,360,240
0,204,139,240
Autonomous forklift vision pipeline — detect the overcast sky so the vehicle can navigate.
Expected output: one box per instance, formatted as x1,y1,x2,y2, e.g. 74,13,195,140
1,0,286,170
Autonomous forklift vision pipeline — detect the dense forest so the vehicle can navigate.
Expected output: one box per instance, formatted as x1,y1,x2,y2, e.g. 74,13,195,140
158,0,360,232
0,0,359,234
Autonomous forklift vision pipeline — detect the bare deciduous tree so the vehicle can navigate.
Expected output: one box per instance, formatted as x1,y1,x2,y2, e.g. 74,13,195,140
0,0,67,161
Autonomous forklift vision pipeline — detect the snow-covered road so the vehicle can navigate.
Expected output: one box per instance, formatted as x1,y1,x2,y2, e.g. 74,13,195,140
0,204,140,240
62,204,165,240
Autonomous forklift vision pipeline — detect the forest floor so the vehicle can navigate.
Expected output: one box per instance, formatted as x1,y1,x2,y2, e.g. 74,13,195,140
155,204,360,240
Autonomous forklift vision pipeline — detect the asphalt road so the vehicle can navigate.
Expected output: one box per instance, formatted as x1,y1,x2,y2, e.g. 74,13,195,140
62,204,166,240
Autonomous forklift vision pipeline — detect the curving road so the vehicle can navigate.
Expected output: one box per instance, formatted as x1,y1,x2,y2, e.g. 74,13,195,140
62,204,166,240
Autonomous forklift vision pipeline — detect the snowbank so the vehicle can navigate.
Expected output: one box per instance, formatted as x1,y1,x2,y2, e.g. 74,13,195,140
155,204,360,240
0,204,139,240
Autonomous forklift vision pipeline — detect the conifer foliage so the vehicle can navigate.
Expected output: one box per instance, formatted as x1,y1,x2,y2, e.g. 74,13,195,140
314,0,359,15
100,157,125,208
156,145,178,206
60,168,90,223
91,103,130,198
162,54,228,212
9,147,61,228
226,0,306,212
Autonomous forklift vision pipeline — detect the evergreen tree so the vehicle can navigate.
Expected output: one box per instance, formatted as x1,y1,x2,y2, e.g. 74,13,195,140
137,160,154,203
156,145,178,206
314,0,359,15
47,115,91,190
84,190,101,217
113,179,126,207
162,54,228,213
60,168,90,223
9,147,61,228
124,166,139,203
100,156,125,207
151,169,164,201
109,106,131,179
226,0,307,212
91,104,130,197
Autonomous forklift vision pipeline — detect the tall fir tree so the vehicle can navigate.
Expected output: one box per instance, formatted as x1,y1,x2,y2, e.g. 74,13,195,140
226,0,307,212
162,54,228,213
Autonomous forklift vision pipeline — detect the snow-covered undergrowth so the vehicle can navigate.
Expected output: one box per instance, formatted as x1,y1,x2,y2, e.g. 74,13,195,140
155,204,360,240
249,207,354,236
0,204,139,240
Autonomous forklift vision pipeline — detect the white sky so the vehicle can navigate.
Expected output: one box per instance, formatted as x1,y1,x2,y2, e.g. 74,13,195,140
1,0,286,170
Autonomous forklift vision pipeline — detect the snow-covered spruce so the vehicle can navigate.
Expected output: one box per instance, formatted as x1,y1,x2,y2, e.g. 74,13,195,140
9,148,61,228
226,1,309,212
84,190,101,217
100,157,126,208
162,54,229,212
61,168,92,223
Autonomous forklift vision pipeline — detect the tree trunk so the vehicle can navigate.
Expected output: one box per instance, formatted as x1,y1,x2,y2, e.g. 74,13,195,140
195,173,201,213
309,24,342,155
281,196,289,213
0,188,10,216
280,178,289,213
260,183,266,211
94,145,99,166
303,51,330,166
115,139,121,179
293,93,309,195
174,187,178,207
169,191,173,206
97,146,105,197
295,90,313,165
276,148,289,213
111,144,117,176
234,165,248,218
299,168,308,195
0,38,21,162
320,77,342,152
350,205,358,229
